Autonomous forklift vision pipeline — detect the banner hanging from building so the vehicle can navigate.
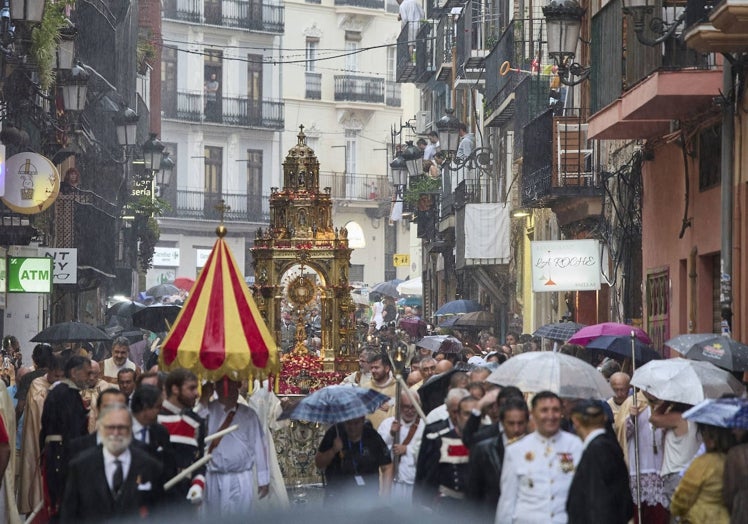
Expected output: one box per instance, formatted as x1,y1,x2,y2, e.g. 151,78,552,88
531,239,601,292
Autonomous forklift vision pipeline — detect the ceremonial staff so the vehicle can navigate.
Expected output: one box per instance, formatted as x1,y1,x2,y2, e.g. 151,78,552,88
387,340,407,479
630,331,642,524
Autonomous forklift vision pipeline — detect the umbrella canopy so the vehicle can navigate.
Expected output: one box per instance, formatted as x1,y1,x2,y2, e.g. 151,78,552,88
438,316,459,328
171,277,195,292
454,310,495,328
567,322,652,346
283,385,391,424
533,322,587,341
631,359,746,405
106,300,146,318
585,335,662,365
396,277,422,296
434,299,483,316
486,352,614,400
132,304,182,333
160,232,280,382
351,293,370,306
370,279,403,298
397,296,422,307
146,283,180,299
664,334,717,354
31,321,112,343
416,335,461,353
678,335,748,372
683,397,748,429
399,317,428,339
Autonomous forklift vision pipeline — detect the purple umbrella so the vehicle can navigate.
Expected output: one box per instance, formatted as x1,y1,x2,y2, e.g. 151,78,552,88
568,322,651,346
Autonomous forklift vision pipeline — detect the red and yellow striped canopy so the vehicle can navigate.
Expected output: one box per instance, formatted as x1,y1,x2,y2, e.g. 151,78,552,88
160,235,279,382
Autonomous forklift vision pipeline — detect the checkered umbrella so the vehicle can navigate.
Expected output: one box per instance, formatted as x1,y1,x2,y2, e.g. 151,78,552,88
284,385,391,424
683,397,748,429
533,322,587,341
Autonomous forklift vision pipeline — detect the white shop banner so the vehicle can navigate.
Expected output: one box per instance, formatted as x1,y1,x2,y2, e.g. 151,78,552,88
531,239,601,292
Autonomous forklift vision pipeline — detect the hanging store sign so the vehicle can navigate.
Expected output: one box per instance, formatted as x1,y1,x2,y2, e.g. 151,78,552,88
1,153,60,214
7,256,53,293
39,248,78,284
153,247,180,267
530,240,601,292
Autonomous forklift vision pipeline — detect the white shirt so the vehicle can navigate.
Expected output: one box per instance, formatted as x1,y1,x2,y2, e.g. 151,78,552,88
581,428,606,451
425,403,448,424
398,0,424,25
496,430,583,524
103,447,131,493
423,141,439,160
132,419,149,444
377,416,425,484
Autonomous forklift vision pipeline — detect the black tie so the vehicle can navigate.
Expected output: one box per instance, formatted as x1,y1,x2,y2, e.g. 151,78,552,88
112,459,123,495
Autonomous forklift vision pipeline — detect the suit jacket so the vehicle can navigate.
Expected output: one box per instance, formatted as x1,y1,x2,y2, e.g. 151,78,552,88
466,433,504,519
566,433,633,524
142,423,177,485
60,444,163,523
461,413,500,448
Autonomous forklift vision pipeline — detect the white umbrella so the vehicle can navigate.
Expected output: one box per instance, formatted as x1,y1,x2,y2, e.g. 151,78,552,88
396,277,422,296
630,358,745,405
486,352,614,400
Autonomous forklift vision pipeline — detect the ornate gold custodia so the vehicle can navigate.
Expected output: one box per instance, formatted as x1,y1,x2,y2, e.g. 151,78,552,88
251,125,356,371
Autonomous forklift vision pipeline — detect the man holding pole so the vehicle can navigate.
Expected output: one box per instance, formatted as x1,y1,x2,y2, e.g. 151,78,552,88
196,377,269,515
378,391,424,503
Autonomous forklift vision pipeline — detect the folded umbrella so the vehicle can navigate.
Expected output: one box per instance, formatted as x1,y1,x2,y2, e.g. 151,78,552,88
568,322,651,346
585,335,661,365
282,385,391,424
533,321,587,342
631,359,745,405
682,397,748,429
486,351,614,400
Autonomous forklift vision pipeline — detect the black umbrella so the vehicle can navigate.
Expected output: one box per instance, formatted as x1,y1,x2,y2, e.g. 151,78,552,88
418,368,459,414
31,321,112,343
132,304,182,333
585,335,661,365
682,336,748,372
454,310,495,328
145,283,180,298
106,300,146,318
370,279,403,298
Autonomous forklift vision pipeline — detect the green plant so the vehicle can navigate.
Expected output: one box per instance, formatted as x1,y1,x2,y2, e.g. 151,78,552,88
136,30,157,75
403,176,441,205
31,0,73,91
130,194,170,270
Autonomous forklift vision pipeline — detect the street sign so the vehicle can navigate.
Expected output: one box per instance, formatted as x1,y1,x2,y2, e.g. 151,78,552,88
7,256,53,293
393,254,410,267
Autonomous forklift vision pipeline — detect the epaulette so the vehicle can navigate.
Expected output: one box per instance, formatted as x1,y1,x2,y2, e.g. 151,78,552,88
426,426,451,439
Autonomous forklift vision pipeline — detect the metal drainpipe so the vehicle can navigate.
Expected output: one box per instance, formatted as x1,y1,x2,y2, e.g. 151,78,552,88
720,59,734,336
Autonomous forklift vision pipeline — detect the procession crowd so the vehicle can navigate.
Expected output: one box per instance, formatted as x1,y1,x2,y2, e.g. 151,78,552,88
0,326,744,523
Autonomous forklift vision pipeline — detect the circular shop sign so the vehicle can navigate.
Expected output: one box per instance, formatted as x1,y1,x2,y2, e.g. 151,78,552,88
1,153,60,214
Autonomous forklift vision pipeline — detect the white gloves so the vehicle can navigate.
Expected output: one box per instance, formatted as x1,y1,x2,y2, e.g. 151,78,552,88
186,477,204,505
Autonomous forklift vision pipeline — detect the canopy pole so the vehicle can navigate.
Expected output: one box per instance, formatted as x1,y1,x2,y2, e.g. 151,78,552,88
631,331,642,524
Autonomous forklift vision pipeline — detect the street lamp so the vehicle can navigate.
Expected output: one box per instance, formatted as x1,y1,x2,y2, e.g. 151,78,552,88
9,0,44,23
401,140,423,177
59,63,90,112
113,106,139,148
543,0,590,86
157,150,174,187
55,24,77,71
435,109,460,156
389,153,408,186
142,132,164,173
622,0,686,47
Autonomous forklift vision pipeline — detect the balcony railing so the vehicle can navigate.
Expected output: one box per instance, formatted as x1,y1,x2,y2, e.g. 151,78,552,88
386,81,401,106
455,0,505,76
163,91,284,129
521,109,603,208
396,21,434,84
334,75,385,104
434,16,454,81
163,0,284,33
164,190,270,222
591,0,714,114
318,173,392,201
305,72,321,100
334,0,384,8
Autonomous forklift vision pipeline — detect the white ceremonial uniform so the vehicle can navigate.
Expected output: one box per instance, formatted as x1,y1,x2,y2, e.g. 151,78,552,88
200,401,270,516
378,416,425,503
496,430,583,524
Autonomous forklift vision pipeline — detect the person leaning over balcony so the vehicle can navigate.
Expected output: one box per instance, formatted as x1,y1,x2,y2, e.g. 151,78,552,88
397,0,424,57
423,131,440,160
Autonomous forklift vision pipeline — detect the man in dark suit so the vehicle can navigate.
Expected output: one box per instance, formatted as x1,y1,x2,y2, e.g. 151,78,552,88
461,385,524,448
60,404,163,523
566,399,633,524
131,384,176,483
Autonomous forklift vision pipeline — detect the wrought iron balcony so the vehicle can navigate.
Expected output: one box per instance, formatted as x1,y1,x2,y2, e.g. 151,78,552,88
163,0,284,33
334,0,384,8
434,16,454,82
454,0,505,83
386,81,401,107
163,190,270,222
163,91,284,130
521,109,603,209
334,75,385,104
305,72,322,100
318,173,392,202
396,21,435,84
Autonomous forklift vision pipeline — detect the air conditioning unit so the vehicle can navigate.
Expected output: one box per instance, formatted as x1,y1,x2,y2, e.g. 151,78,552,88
416,111,432,134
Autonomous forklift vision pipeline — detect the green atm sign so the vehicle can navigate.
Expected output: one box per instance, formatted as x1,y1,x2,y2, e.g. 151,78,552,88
7,257,53,293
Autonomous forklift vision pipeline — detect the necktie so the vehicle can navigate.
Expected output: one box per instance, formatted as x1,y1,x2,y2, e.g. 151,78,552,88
112,459,123,495
140,428,148,443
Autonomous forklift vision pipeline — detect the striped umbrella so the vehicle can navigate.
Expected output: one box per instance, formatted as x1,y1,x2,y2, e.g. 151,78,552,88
160,228,280,383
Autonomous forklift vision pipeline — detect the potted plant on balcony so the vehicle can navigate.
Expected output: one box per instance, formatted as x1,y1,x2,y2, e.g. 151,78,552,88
403,175,441,214
31,0,75,90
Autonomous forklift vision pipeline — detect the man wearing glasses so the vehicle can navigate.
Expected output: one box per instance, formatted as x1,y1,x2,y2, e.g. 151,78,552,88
341,349,374,388
60,404,163,521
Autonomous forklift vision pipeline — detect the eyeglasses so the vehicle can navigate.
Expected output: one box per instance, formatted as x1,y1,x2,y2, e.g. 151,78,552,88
422,366,436,372
102,425,131,433
401,404,416,410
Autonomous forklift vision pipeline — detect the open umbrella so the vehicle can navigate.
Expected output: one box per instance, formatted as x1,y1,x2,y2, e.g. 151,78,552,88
486,352,614,400
370,279,403,298
397,296,422,307
161,228,280,383
533,321,587,341
171,277,195,292
675,335,748,372
399,317,428,339
434,299,483,316
418,368,459,413
454,310,495,328
416,335,461,353
585,335,661,365
31,321,112,343
396,277,422,296
567,322,651,346
146,283,180,298
683,397,748,429
106,300,146,318
664,334,717,354
282,385,391,423
630,359,745,405
132,304,182,333
438,316,459,328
